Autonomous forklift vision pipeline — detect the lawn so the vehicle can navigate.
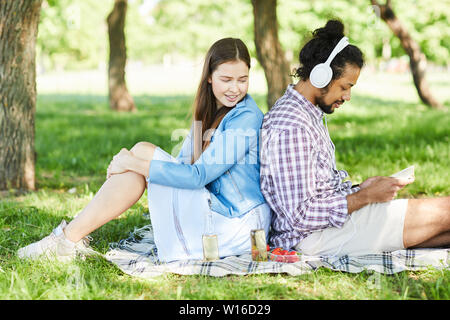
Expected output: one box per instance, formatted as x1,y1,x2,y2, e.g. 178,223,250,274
0,67,449,300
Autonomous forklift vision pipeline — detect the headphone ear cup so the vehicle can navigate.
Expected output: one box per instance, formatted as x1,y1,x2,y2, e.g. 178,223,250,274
310,63,333,88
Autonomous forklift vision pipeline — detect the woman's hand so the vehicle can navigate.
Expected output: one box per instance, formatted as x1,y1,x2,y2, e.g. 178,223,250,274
106,148,133,180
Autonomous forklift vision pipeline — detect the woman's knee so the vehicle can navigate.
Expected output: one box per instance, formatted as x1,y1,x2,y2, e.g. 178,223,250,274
130,141,157,160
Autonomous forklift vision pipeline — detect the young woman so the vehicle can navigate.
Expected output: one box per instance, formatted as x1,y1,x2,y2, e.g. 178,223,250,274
18,38,271,263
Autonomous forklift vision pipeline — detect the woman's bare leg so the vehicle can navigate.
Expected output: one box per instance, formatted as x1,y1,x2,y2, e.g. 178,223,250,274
63,171,146,242
63,142,156,243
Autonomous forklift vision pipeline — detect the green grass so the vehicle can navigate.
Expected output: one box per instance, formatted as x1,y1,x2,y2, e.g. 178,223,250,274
1,69,449,300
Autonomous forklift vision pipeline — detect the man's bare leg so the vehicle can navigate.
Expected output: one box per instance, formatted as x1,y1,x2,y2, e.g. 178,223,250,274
409,231,450,249
63,142,156,243
403,196,450,248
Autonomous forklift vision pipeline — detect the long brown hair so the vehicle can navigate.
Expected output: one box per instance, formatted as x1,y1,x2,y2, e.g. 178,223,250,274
191,38,251,163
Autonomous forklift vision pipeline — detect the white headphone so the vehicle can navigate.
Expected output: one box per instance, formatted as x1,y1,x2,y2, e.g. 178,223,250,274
309,36,349,88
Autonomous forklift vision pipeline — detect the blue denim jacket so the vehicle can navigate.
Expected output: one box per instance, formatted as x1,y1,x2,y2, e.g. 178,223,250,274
146,94,266,218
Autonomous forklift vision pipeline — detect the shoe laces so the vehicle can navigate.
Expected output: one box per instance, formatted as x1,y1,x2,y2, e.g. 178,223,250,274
80,235,93,247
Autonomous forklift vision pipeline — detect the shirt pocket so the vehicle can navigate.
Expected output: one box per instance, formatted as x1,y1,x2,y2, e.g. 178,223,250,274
208,179,221,195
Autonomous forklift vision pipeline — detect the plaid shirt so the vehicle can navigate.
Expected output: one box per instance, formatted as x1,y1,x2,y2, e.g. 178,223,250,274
260,84,360,249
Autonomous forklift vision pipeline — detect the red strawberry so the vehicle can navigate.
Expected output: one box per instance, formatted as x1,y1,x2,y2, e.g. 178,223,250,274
271,247,282,255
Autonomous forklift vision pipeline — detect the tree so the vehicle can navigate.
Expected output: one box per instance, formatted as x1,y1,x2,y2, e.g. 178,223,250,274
370,0,443,109
107,0,136,112
251,0,292,109
0,0,42,191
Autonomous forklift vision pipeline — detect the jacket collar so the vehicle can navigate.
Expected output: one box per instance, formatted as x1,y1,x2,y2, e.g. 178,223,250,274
235,94,250,109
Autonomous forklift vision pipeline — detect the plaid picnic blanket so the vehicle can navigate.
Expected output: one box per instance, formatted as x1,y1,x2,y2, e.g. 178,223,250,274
104,223,449,279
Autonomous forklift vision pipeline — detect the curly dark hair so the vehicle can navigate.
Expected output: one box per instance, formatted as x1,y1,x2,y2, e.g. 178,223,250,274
295,19,364,83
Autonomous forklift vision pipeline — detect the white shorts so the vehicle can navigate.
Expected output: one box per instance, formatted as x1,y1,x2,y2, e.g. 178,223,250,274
295,199,409,257
147,148,271,262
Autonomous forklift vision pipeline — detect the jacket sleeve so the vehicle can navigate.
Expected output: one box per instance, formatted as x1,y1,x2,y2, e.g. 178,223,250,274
146,109,261,189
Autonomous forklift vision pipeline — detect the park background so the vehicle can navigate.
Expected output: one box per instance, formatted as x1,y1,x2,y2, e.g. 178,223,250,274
0,0,449,299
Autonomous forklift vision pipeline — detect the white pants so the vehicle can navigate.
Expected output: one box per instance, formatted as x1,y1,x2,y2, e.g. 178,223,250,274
295,199,409,257
147,148,271,262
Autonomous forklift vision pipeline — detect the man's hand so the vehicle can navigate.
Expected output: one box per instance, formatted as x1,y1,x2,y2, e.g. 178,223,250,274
361,176,412,203
347,175,414,214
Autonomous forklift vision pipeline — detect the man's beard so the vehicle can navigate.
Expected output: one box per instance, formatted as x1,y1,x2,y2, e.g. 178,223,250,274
316,94,335,114
316,89,343,114
316,96,334,114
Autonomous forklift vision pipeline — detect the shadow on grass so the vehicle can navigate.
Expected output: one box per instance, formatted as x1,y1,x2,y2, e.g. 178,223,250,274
0,198,149,259
1,198,448,299
1,93,447,299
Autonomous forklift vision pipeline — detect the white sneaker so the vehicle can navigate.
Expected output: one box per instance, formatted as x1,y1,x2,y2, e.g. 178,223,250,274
17,220,99,262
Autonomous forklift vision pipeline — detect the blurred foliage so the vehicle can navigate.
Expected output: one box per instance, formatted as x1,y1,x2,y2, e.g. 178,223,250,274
278,0,450,66
37,0,113,70
126,0,255,64
36,0,450,71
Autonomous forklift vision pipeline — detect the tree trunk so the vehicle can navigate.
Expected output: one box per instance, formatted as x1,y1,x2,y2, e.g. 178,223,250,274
107,0,136,112
371,0,442,109
0,0,42,191
251,0,292,109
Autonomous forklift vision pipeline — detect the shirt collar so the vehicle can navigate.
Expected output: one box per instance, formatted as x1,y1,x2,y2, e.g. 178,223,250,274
286,84,323,121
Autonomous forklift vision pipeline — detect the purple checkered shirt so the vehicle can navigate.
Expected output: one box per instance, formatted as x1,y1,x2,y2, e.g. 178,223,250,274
260,84,360,249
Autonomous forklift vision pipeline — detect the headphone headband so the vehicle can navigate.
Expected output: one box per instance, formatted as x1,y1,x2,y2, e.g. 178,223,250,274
324,37,349,66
